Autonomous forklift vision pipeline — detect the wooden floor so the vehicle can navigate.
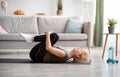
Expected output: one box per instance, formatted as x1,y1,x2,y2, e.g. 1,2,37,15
0,47,120,77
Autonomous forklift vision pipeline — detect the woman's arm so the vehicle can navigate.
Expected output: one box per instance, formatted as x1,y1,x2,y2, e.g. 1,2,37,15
45,32,65,58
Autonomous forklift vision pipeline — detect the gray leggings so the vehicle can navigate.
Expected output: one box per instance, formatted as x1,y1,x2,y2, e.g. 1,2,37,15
29,33,59,62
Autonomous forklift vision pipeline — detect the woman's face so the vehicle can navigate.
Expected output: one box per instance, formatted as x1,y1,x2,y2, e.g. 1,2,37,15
71,48,89,62
71,48,87,58
71,48,82,58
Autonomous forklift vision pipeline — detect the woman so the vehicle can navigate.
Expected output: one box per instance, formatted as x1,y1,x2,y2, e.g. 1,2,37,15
20,31,90,63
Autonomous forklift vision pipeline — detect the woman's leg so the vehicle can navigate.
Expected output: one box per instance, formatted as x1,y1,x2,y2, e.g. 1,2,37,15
35,43,47,62
29,33,59,62
34,33,59,45
29,42,46,62
29,43,41,62
20,33,59,44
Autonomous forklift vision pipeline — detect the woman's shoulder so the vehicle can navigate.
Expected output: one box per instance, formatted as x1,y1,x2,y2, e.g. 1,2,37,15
56,46,72,59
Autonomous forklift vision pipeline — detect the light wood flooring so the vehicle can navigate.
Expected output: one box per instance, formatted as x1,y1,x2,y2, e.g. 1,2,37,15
0,47,120,77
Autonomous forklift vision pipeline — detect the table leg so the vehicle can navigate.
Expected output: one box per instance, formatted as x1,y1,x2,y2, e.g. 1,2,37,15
116,34,118,56
102,34,108,59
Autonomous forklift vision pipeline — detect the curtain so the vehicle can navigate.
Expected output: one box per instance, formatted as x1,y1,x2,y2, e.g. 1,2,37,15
94,0,104,47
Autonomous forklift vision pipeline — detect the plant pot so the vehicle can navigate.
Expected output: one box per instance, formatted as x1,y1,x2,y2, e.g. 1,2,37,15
108,26,115,34
57,10,63,15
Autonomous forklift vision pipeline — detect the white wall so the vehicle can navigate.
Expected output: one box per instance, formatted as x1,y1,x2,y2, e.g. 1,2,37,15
63,0,83,16
0,0,57,15
104,0,120,49
63,0,96,22
0,0,95,22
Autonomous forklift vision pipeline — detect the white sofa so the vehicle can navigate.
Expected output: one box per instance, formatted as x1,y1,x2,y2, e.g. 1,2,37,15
0,16,93,49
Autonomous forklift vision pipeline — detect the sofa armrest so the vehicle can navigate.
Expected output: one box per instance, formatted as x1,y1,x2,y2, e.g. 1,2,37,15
82,22,93,47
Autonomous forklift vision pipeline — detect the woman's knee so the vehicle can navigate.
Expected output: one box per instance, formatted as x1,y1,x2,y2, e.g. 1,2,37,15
50,33,59,40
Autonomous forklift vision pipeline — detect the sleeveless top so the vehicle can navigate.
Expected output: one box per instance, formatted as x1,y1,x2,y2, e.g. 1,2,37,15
43,46,71,63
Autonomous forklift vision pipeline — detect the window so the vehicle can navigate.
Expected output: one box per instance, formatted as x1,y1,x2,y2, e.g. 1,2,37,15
104,0,120,33
104,0,120,48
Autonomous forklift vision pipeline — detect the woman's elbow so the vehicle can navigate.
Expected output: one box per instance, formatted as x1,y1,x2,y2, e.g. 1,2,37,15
46,46,52,51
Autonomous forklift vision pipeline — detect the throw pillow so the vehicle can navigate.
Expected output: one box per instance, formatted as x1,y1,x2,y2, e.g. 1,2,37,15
0,25,8,34
65,18,83,33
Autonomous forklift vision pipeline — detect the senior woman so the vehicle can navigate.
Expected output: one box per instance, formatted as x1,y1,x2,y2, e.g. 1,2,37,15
20,31,90,63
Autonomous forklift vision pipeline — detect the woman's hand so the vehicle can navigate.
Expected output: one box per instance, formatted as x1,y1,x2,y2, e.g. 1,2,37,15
45,31,54,35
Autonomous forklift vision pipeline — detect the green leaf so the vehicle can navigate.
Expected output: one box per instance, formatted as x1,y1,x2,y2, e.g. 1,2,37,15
58,0,62,10
107,18,117,26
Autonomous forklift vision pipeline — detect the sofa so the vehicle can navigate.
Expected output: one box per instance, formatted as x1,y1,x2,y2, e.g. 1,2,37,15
0,15,93,49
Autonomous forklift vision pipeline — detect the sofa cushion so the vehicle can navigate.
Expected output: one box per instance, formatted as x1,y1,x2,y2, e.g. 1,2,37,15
0,16,38,34
58,33,87,41
65,18,83,33
37,16,79,34
37,16,68,34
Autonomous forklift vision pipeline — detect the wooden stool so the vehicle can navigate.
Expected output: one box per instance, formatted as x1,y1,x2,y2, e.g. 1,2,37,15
102,33,119,59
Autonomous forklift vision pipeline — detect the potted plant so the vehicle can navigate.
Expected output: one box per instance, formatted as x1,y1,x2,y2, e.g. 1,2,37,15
57,0,63,15
107,18,117,34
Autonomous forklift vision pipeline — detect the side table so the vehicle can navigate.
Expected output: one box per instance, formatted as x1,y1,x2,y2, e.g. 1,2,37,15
102,33,119,59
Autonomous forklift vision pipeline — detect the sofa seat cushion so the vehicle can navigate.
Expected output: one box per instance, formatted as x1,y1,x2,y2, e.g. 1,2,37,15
58,33,87,41
0,33,87,41
0,34,38,41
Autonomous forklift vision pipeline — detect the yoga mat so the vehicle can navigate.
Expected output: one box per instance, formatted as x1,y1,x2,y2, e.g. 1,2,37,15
0,58,33,63
0,58,91,64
